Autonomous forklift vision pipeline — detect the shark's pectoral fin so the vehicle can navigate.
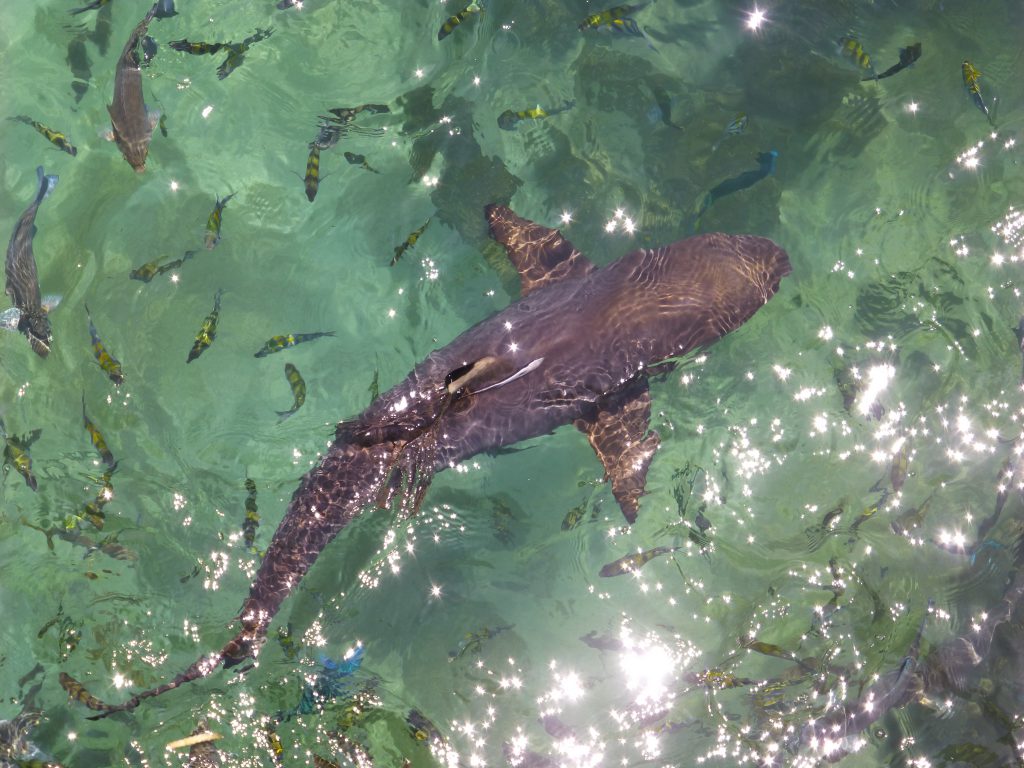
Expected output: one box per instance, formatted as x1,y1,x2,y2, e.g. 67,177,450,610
485,204,595,297
575,379,660,524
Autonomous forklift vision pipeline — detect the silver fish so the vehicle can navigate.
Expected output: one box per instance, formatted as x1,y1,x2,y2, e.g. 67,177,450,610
5,167,58,358
108,1,160,172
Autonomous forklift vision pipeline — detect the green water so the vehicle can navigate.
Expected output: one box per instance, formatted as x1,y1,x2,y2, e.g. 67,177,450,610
2,0,1024,765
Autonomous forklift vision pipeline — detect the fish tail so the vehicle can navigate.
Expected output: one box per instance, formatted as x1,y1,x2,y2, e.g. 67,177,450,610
10,115,34,125
34,166,59,204
276,408,296,421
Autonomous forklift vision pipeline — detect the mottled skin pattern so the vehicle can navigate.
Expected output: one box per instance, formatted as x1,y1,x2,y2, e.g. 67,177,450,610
108,2,158,172
77,204,791,717
5,168,56,358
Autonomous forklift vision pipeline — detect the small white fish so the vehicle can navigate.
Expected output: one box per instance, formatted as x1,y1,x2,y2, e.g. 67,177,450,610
0,294,61,331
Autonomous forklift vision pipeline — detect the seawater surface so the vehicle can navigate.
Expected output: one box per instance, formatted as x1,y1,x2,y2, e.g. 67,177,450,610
1,0,1023,766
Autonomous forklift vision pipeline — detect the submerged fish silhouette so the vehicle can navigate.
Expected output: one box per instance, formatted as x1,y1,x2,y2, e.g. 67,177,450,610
69,204,791,717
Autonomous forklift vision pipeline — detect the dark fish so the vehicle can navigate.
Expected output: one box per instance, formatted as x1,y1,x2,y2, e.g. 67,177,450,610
187,289,224,363
66,37,92,103
599,545,680,577
304,144,321,202
311,121,343,150
694,150,778,230
867,42,921,81
204,194,236,249
5,166,58,357
66,204,790,718
326,103,390,124
254,331,334,357
108,1,160,171
391,219,431,266
85,303,125,385
141,35,158,65
438,1,482,40
9,116,78,156
68,0,111,14
276,363,306,421
343,151,380,174
154,0,177,18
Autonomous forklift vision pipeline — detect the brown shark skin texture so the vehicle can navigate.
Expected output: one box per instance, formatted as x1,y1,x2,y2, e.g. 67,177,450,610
108,1,158,172
76,205,791,717
5,170,54,357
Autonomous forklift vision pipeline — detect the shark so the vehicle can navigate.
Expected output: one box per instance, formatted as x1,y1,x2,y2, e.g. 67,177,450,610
65,203,791,718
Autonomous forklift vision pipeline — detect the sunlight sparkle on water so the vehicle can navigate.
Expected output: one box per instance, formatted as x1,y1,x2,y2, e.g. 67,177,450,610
745,5,766,30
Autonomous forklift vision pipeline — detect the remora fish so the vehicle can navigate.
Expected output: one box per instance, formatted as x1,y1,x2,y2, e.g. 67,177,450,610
67,204,791,717
108,1,160,171
867,42,921,81
5,166,59,357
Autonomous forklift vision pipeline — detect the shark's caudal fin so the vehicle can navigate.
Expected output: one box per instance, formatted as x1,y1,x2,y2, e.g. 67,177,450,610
485,204,595,296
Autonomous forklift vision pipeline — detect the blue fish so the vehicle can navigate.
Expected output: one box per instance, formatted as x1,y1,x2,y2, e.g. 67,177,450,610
276,644,364,721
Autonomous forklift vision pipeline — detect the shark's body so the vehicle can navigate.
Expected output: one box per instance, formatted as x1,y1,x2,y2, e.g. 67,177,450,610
72,204,791,717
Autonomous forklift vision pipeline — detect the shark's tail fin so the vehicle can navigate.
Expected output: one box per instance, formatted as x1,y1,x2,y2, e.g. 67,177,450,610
62,627,260,719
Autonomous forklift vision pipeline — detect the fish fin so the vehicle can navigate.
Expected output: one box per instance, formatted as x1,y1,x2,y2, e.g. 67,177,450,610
485,204,594,297
574,377,660,524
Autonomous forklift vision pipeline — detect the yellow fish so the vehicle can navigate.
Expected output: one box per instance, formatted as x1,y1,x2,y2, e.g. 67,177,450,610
962,60,994,125
438,1,482,40
10,115,78,156
85,304,125,385
2,419,41,491
81,395,115,467
599,545,680,576
187,289,224,363
391,219,431,266
204,193,235,249
277,363,306,421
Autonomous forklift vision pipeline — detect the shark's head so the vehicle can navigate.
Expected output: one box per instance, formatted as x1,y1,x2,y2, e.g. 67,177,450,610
18,311,52,358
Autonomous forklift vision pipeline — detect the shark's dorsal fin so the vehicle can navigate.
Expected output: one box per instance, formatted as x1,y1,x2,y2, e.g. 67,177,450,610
485,204,594,297
575,378,660,524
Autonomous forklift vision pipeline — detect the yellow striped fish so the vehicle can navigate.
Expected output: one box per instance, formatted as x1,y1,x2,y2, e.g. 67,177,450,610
204,193,235,249
438,1,482,40
85,304,124,385
81,394,115,467
304,145,321,202
187,289,224,363
9,115,78,156
277,363,306,421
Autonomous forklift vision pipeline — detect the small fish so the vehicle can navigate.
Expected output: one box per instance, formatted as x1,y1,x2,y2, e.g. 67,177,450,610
85,303,125,385
962,60,995,126
276,622,300,660
367,367,380,404
254,331,335,357
694,149,777,229
311,121,343,151
868,42,921,81
406,708,443,744
561,504,586,531
129,251,194,282
141,35,158,65
187,289,224,363
9,116,78,157
276,363,306,421
153,0,177,18
343,151,380,174
497,100,574,131
599,545,680,577
204,193,236,249
242,478,259,551
838,35,873,76
448,624,513,660
327,103,390,125
711,113,747,153
58,673,120,716
303,144,321,202
438,0,482,41
216,28,273,80
578,3,646,36
168,39,230,55
391,219,431,266
108,1,161,172
890,440,910,492
890,493,934,536
276,644,364,721
1,420,41,492
5,166,58,357
81,395,115,467
80,463,116,530
68,0,112,14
